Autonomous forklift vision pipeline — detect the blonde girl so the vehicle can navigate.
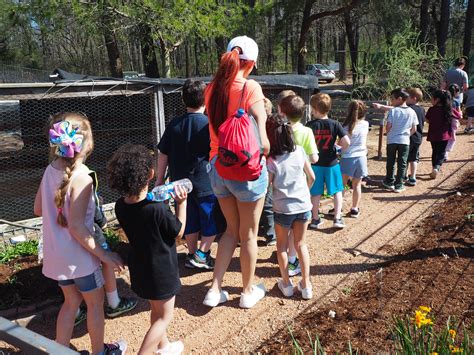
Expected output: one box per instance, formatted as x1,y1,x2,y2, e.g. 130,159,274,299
340,100,369,218
34,113,126,355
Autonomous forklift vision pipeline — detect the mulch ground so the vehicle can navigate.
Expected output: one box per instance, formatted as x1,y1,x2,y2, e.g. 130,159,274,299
258,169,474,353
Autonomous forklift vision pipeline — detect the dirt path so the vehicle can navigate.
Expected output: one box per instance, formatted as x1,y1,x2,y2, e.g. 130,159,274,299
2,130,473,354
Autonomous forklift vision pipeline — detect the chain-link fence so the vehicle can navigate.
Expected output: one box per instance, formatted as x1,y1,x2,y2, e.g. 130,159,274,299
0,77,317,223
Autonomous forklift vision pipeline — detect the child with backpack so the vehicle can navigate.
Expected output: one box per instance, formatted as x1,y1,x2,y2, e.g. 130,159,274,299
34,113,126,355
266,113,315,299
108,144,187,354
156,79,217,271
306,93,350,229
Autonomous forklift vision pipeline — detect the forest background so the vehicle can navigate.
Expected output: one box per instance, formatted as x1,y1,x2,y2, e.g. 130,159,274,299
0,0,472,97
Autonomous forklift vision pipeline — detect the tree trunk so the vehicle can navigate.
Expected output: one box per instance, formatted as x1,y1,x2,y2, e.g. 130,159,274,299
419,0,432,44
141,25,160,78
185,41,190,78
317,22,323,63
215,36,226,64
297,0,314,74
194,40,200,76
101,11,123,78
344,10,359,85
285,19,289,71
463,0,474,60
338,30,347,80
159,39,171,78
437,0,450,57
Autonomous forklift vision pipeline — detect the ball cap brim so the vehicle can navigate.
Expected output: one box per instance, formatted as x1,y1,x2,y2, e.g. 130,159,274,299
227,35,258,68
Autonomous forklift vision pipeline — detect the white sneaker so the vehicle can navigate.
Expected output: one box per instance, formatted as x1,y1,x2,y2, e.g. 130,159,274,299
277,279,294,297
155,341,184,354
202,289,229,307
298,281,313,300
430,168,439,179
239,284,266,308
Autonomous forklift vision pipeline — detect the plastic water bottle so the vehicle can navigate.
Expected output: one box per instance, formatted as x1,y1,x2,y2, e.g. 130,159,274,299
146,178,193,202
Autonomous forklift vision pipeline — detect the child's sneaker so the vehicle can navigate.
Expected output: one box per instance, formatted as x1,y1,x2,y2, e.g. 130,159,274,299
394,185,406,193
333,218,345,229
74,304,87,326
277,279,294,297
184,254,195,269
406,176,416,186
297,281,313,300
203,289,229,307
189,250,215,270
309,218,324,229
239,284,266,309
430,168,439,179
349,208,360,218
103,340,127,355
265,235,277,246
106,297,138,318
288,258,301,277
156,341,184,354
382,182,395,191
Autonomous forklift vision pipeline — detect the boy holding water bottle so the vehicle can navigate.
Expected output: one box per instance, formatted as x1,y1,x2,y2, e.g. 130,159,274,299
156,79,218,270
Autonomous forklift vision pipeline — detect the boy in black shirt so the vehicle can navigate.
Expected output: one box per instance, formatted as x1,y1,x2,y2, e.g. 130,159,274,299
306,93,350,229
108,144,187,354
157,79,217,270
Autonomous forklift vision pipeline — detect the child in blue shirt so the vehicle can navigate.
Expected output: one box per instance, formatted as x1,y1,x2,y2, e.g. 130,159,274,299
157,79,217,270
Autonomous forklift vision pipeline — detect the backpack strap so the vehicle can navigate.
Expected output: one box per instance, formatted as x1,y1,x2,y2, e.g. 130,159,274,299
238,81,247,110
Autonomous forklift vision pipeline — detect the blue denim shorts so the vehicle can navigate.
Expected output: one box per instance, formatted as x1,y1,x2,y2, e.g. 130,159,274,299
208,156,268,202
58,267,105,292
274,211,312,229
340,156,368,179
184,194,218,237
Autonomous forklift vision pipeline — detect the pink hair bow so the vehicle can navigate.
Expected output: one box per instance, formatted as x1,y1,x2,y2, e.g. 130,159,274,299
49,121,83,158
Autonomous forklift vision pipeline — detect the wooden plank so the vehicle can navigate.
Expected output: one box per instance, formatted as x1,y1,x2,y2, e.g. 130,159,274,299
0,317,79,354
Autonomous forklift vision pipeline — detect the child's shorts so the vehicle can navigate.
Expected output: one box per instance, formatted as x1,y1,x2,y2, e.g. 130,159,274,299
274,211,312,229
208,156,268,203
58,267,105,292
184,194,218,237
407,143,421,163
340,156,368,179
310,164,344,196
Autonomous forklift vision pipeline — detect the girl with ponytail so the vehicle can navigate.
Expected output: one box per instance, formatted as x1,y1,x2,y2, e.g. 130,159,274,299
203,36,271,309
340,100,369,218
34,113,126,354
426,90,461,178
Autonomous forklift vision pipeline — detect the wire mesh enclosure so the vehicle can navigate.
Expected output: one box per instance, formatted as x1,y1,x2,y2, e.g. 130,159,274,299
0,77,317,223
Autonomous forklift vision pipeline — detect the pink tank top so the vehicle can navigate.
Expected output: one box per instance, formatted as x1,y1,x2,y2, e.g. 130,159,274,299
41,163,100,280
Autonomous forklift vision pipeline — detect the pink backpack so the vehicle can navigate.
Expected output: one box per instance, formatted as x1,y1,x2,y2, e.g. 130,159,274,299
215,82,263,181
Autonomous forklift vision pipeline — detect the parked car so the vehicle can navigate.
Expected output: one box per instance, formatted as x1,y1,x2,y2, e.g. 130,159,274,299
305,64,336,83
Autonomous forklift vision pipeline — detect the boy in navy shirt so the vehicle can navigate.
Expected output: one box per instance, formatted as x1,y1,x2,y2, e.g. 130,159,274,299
157,79,217,270
306,93,350,229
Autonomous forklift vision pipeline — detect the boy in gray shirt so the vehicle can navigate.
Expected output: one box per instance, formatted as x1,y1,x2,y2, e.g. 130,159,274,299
382,88,418,193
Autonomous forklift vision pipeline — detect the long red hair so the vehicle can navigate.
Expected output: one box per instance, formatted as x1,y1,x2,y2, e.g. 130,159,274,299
207,49,255,133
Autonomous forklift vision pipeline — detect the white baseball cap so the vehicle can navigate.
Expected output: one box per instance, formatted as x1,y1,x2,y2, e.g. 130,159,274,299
227,36,259,63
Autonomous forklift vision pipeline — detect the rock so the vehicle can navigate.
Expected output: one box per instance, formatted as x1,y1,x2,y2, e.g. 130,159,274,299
329,310,336,318
456,191,462,196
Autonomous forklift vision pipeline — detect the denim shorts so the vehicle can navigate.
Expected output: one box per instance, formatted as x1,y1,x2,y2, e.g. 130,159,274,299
274,211,312,228
58,267,105,292
340,156,368,179
208,156,268,202
184,194,218,237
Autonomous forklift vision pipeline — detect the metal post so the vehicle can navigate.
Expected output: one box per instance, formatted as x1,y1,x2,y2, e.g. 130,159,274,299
152,85,166,148
0,317,79,354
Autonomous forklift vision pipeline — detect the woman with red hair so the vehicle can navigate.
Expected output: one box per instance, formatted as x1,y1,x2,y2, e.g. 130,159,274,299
203,36,270,309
